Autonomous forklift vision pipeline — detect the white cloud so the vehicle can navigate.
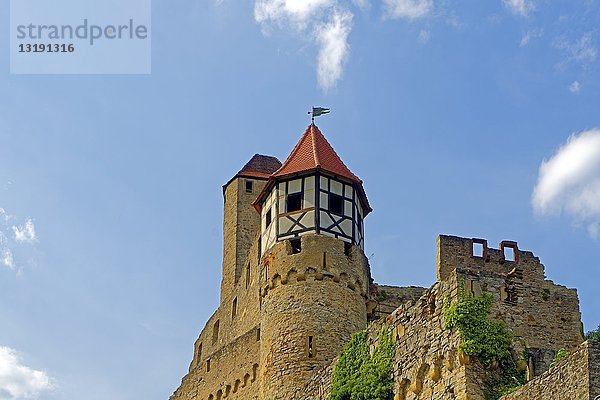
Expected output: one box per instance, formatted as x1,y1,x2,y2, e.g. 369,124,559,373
520,28,543,47
254,0,334,28
0,347,54,400
569,80,582,93
383,0,433,19
2,248,15,270
0,207,38,272
254,0,355,90
503,0,534,17
554,32,598,66
532,128,600,238
316,10,353,90
12,220,36,244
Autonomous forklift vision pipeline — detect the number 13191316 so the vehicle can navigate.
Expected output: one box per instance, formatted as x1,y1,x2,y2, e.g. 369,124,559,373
18,43,75,53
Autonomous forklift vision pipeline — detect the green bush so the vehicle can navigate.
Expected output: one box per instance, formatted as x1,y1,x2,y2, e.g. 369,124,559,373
443,285,524,400
443,292,512,365
329,328,396,400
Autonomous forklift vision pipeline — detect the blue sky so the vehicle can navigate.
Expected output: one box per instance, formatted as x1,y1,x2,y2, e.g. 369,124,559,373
0,0,599,399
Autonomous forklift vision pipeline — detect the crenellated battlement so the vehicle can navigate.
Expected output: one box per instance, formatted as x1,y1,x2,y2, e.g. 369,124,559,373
259,235,371,299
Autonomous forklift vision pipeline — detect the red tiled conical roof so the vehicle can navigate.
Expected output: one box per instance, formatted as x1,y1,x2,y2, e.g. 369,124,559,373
253,124,371,215
272,124,361,183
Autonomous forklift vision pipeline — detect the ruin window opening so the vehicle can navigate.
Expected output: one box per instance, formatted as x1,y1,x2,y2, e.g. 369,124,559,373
473,242,484,257
307,336,315,358
256,328,261,341
323,252,328,270
232,297,238,319
329,193,343,215
504,247,515,262
287,192,302,212
212,320,220,344
245,263,251,289
290,238,301,254
245,180,253,193
265,209,272,228
206,359,211,372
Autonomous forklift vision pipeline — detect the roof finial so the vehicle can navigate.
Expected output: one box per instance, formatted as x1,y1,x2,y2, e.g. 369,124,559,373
308,107,330,125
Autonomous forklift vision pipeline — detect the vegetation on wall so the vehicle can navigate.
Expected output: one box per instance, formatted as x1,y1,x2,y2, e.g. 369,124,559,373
586,325,600,342
443,290,512,364
329,328,396,400
443,284,525,400
550,348,569,368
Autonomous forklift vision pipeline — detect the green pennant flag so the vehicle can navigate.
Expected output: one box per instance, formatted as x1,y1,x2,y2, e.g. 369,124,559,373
312,107,330,117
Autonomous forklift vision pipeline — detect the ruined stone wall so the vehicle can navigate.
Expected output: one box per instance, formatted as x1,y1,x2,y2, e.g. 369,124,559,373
259,235,371,400
500,340,600,400
372,284,427,319
437,235,583,375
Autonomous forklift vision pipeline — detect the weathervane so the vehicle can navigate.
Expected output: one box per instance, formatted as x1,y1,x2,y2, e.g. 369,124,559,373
308,107,330,125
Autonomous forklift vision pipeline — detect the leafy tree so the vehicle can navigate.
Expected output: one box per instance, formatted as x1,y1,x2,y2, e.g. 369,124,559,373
586,325,600,342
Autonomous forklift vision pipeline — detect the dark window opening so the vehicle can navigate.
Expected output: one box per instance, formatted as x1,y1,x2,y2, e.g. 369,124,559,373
245,263,251,289
206,359,211,372
232,297,238,319
212,320,220,343
245,180,253,193
258,237,262,262
329,193,343,215
290,238,302,254
265,209,272,227
307,336,315,358
256,328,261,341
287,192,302,212
322,252,327,270
344,242,352,256
197,342,202,362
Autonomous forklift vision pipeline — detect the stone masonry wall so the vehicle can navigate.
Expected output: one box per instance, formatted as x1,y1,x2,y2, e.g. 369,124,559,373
300,235,585,400
372,284,427,320
500,340,600,400
170,327,261,400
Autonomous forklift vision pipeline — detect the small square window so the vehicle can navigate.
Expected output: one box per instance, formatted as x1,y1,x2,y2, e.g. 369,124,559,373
329,193,343,215
266,209,272,227
287,193,302,212
245,180,253,193
290,238,301,254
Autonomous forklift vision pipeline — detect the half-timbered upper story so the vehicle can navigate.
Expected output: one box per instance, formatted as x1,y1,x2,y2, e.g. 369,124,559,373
253,124,371,256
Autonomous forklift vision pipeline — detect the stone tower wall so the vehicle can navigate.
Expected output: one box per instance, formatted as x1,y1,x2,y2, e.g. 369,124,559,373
221,177,268,304
259,235,371,400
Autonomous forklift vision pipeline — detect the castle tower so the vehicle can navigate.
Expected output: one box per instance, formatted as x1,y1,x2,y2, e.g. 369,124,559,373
253,124,373,399
221,154,282,303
